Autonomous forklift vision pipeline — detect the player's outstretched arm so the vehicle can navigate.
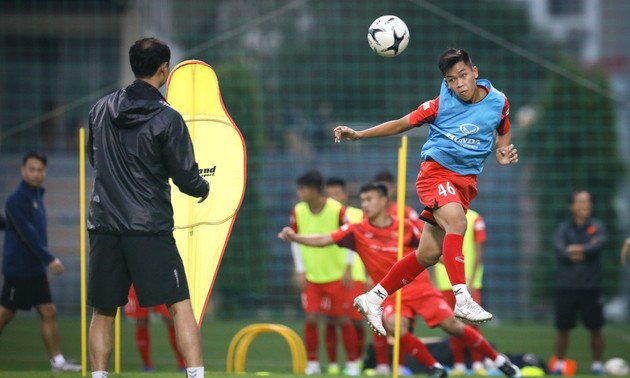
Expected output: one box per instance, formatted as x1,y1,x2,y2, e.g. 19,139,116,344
278,226,334,247
334,115,412,143
495,132,518,165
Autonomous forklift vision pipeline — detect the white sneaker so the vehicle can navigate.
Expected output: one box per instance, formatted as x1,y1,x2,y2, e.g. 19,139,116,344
344,360,361,376
51,360,81,372
454,297,492,323
306,361,321,375
353,293,386,336
374,364,391,375
497,355,522,378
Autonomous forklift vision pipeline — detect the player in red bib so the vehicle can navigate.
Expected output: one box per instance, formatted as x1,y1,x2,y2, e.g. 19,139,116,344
279,183,522,378
334,48,518,326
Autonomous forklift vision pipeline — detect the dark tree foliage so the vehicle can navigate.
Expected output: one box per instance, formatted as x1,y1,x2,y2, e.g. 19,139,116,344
523,57,625,300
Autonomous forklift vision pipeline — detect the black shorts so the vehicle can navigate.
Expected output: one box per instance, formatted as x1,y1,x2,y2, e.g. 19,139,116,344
1,275,53,310
554,288,604,331
87,232,190,309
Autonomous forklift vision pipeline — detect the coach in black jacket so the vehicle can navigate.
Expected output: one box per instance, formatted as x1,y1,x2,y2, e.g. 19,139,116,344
86,38,208,378
551,190,607,375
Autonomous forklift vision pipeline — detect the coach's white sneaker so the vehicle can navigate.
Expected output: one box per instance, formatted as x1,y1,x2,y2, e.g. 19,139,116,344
454,297,493,323
51,360,81,372
353,293,386,336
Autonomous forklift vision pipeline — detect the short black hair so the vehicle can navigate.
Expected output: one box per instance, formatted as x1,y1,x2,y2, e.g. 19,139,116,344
359,182,388,197
22,152,47,166
325,177,346,188
438,48,473,76
129,37,171,79
373,170,395,184
297,170,323,191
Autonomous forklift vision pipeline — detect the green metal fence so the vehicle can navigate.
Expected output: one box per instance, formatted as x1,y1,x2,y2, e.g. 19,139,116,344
1,0,629,322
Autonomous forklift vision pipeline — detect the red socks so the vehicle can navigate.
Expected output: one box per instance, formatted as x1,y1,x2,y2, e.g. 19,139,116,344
380,252,426,294
401,332,437,367
340,323,359,361
459,325,498,360
373,334,389,365
135,326,151,368
305,323,319,361
443,234,466,286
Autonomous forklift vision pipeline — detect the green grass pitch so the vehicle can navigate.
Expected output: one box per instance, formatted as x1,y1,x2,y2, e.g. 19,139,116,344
0,314,628,377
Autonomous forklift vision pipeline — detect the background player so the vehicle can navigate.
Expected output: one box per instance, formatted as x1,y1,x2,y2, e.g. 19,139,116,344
289,170,360,375
279,183,522,378
324,177,368,373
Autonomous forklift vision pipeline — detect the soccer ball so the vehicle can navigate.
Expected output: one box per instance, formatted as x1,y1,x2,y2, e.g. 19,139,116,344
604,358,630,376
367,15,410,57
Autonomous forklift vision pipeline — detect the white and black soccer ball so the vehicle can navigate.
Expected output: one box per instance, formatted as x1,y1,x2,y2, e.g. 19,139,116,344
605,358,630,376
367,15,410,57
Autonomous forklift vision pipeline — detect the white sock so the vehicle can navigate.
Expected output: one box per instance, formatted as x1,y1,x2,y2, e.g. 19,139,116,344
453,362,467,371
592,361,603,371
92,372,108,378
51,354,66,365
433,362,444,369
494,354,507,367
555,359,565,371
453,284,471,306
186,366,204,378
366,284,388,305
472,361,485,370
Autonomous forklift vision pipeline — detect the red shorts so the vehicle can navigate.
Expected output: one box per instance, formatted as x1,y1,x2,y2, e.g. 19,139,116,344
301,280,353,316
350,281,366,321
440,289,482,311
382,282,453,328
124,285,171,319
415,160,478,225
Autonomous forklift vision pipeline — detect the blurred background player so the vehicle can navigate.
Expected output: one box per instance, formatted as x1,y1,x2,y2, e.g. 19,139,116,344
552,190,607,375
280,182,522,378
289,170,360,375
325,177,368,373
0,152,80,372
124,285,186,371
372,170,424,230
433,208,487,375
371,169,425,374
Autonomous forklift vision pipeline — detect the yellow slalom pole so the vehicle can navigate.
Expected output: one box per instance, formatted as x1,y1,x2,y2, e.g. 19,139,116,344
392,136,408,378
79,128,87,377
115,307,121,373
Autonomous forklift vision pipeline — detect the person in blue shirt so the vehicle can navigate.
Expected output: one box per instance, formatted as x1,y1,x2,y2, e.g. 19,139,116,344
0,152,80,372
334,48,519,337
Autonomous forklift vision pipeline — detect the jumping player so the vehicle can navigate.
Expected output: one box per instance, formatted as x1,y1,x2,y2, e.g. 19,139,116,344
279,183,521,378
334,48,518,329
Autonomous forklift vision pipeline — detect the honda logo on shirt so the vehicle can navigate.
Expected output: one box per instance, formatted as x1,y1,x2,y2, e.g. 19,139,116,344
459,123,480,135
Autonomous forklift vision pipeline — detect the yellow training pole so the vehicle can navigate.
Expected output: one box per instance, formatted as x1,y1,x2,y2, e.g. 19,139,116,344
115,307,121,373
392,135,408,378
79,128,87,377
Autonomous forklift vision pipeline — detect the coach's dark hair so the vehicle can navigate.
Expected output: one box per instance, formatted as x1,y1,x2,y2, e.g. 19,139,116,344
297,170,324,192
438,48,473,76
129,38,171,79
325,177,347,188
360,182,388,197
373,170,395,184
569,189,591,204
22,152,47,166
